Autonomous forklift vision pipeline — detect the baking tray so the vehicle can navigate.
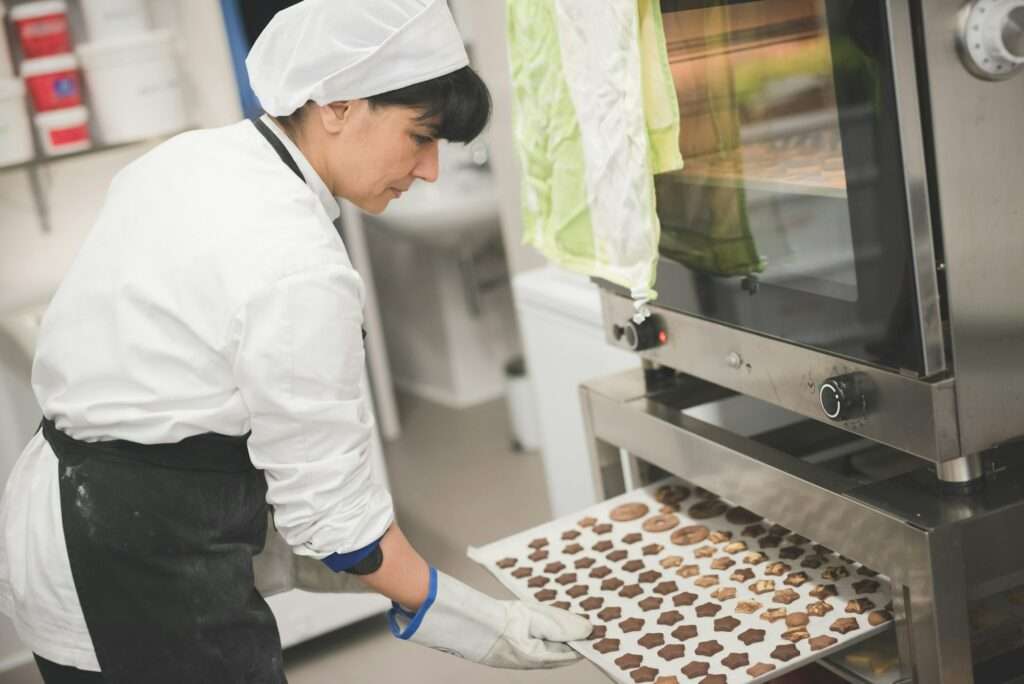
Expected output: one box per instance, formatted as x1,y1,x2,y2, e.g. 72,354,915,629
469,478,893,683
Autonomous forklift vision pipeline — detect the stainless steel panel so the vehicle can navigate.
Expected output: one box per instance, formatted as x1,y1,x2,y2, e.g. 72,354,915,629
919,0,1024,456
600,290,962,463
886,0,948,378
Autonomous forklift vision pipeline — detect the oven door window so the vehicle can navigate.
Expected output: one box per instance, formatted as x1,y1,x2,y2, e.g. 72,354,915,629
655,0,933,375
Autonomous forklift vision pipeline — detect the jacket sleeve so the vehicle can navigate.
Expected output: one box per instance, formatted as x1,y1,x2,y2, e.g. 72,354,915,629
231,264,394,559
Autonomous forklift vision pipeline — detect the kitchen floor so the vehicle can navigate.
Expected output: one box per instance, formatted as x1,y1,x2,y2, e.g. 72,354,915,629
1,394,606,684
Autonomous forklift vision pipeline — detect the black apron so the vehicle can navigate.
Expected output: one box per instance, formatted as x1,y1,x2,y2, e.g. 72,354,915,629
42,119,314,683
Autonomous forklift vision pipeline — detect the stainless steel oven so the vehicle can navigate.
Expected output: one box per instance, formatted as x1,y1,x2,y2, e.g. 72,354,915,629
599,0,1024,483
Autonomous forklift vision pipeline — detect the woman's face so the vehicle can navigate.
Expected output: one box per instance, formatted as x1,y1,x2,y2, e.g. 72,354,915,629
319,101,440,214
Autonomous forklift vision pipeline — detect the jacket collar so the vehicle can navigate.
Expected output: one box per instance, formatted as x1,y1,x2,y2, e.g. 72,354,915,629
260,114,341,223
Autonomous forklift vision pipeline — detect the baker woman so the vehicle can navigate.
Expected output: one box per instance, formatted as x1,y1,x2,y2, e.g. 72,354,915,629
0,1,591,682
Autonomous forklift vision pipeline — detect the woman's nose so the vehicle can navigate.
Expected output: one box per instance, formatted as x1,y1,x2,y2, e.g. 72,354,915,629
414,142,440,183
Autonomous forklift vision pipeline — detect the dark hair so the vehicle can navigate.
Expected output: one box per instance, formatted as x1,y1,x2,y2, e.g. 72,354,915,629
368,66,492,144
275,66,492,144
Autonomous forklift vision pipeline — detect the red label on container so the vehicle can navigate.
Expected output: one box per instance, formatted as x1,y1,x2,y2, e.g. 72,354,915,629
26,70,82,111
49,124,89,147
16,14,71,58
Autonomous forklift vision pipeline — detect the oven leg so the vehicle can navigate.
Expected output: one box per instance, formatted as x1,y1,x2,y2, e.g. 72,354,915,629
905,527,974,683
937,453,983,484
580,385,627,502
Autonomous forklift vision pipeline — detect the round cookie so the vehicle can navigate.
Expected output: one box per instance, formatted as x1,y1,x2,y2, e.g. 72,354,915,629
643,513,680,533
610,502,650,522
670,525,710,546
688,500,728,520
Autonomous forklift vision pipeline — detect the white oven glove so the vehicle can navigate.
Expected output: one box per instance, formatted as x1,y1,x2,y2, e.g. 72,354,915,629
389,568,592,669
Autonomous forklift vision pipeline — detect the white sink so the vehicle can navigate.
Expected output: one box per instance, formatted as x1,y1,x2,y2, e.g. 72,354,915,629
369,142,500,249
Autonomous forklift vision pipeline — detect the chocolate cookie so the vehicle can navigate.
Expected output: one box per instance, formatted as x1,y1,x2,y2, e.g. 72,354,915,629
809,635,837,651
807,600,834,617
639,597,662,611
695,602,721,618
801,555,825,569
681,661,710,678
710,587,736,602
615,653,644,670
655,484,691,506
578,516,597,528
812,543,832,555
785,612,809,627
592,540,613,552
779,546,805,560
694,575,719,588
708,530,732,544
556,573,577,585
773,589,800,605
567,585,588,599
631,667,659,683
676,565,700,578
657,644,686,661
611,503,650,522
496,558,516,569
658,610,685,626
620,584,644,599
770,525,792,537
688,500,728,520
738,628,765,645
590,565,612,579
784,572,809,587
730,568,755,583
698,675,726,684
858,566,879,577
736,600,762,614
761,608,787,623
654,676,679,684
671,525,710,546
744,552,768,565
620,617,645,633
694,640,723,657
671,624,698,641
529,538,549,550
623,533,644,545
758,535,782,549
574,557,596,569
654,581,678,596
593,523,613,534
638,633,665,649
724,541,748,554
639,570,662,584
810,584,838,599
660,556,683,569
742,524,767,537
710,557,735,571
782,627,809,643
673,592,698,607
608,550,629,562
869,610,894,626
725,507,763,525
787,534,810,545
598,607,622,622
581,596,604,611
534,589,556,602
552,601,570,610
528,576,549,588
544,561,566,574
750,580,775,594
747,663,776,677
771,644,800,662
643,544,664,556
623,560,645,573
563,543,583,555
643,514,681,533
846,597,875,614
594,638,620,654
830,617,859,634
602,578,625,591
713,616,740,632
587,625,607,640
853,579,880,595
822,565,850,581
694,546,716,559
721,653,749,670
528,550,548,562
512,567,532,579
562,530,581,540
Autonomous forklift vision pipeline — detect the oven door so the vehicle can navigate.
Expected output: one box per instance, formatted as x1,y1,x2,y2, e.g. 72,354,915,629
653,0,945,377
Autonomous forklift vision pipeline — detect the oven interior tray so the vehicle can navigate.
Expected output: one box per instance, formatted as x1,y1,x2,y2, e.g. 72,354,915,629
469,478,893,683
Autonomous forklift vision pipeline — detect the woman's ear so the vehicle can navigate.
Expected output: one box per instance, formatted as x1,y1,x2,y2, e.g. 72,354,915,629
319,101,354,134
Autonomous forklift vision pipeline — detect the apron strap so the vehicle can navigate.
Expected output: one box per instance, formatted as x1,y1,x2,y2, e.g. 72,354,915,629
251,117,306,183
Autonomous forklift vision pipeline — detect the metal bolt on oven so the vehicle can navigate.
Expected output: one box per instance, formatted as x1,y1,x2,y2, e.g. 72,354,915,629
582,0,1024,682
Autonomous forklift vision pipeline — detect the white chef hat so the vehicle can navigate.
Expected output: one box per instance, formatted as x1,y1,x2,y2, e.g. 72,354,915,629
246,0,470,117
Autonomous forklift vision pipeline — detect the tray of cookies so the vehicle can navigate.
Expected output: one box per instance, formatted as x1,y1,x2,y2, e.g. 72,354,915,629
468,478,893,684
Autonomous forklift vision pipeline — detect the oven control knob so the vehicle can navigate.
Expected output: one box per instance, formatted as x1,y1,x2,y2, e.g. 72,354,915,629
959,0,1024,80
614,317,667,351
819,374,868,421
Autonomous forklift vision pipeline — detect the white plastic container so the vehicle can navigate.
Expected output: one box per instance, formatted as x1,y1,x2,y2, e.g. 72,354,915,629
0,7,14,78
0,79,34,166
79,0,150,42
34,105,91,156
76,30,187,144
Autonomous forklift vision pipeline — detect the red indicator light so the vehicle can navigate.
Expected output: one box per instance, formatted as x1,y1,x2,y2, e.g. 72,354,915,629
658,330,668,344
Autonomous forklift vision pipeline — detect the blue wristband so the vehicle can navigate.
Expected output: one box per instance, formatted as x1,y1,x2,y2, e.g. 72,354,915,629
321,538,383,573
387,566,438,640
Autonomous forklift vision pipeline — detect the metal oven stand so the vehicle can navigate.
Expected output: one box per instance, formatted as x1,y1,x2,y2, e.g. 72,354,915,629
580,369,1024,684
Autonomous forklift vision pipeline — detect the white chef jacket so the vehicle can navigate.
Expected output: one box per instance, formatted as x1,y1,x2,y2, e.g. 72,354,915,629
0,117,395,671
